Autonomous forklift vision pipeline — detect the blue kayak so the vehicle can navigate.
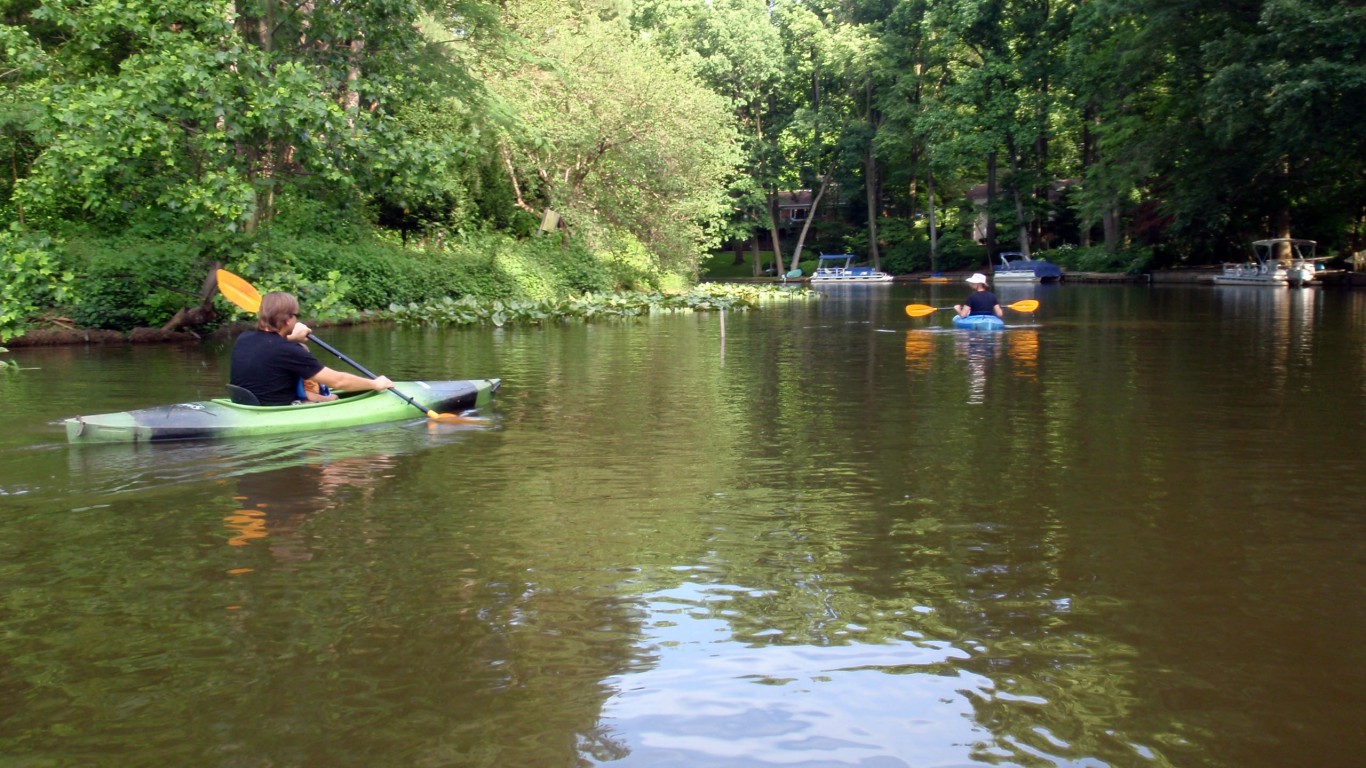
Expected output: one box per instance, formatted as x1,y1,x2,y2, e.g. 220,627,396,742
952,314,1006,331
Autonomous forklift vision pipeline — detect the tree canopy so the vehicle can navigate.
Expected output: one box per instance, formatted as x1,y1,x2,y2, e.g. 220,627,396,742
3,0,1365,335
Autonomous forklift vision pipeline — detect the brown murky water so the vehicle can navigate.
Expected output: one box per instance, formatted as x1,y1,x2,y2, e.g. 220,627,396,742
1,283,1362,767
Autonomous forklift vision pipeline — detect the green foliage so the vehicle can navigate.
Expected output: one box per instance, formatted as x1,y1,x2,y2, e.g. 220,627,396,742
5,0,1366,327
543,238,616,295
879,226,984,275
225,229,622,320
388,282,818,328
490,1,744,274
10,0,503,240
1,219,721,335
0,229,72,341
62,237,204,329
935,233,988,272
0,345,15,372
881,238,930,275
1043,244,1152,274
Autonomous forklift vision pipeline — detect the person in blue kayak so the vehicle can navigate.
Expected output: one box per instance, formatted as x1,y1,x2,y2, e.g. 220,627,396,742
230,291,394,406
954,273,1003,319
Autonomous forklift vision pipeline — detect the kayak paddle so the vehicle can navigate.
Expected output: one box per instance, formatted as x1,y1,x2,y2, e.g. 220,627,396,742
216,269,488,424
904,299,1040,318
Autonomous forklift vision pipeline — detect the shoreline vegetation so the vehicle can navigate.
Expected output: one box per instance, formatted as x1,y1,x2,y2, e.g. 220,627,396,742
6,2,1361,354
4,280,819,349
11,245,1364,351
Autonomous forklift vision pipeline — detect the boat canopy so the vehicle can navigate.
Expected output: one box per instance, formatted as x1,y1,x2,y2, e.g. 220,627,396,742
819,253,857,261
1252,238,1320,262
1252,238,1316,248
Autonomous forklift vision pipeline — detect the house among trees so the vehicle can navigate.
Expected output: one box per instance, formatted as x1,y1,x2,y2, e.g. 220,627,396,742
965,179,1084,250
775,189,844,234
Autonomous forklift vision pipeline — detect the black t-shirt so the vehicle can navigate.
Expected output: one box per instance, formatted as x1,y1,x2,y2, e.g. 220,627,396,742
965,290,1000,315
229,331,325,406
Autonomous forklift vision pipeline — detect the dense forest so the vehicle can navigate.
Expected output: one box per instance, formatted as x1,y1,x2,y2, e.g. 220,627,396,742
2,0,1364,339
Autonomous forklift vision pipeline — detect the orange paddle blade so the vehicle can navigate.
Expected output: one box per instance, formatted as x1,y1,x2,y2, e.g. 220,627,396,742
426,410,492,425
217,269,262,313
904,304,941,318
1006,299,1040,313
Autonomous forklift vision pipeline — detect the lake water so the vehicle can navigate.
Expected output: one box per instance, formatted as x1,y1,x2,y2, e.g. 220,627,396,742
1,283,1362,767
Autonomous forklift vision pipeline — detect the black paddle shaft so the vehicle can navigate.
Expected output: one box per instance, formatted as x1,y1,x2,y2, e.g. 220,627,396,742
305,334,431,416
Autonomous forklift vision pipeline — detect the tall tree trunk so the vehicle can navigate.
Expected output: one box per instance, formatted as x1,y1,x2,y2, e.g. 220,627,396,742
751,237,764,278
1008,143,1031,258
1081,103,1098,248
985,153,998,267
1274,207,1293,263
11,147,23,226
810,56,821,172
258,0,273,52
767,191,784,273
1274,157,1293,262
790,159,837,271
345,35,365,132
865,145,880,269
1034,75,1050,248
1103,207,1120,253
927,168,939,273
864,79,881,270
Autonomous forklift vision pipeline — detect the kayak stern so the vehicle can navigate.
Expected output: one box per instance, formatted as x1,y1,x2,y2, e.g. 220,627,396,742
952,315,1006,331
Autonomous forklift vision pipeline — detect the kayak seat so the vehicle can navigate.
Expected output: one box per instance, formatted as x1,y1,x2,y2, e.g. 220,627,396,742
226,384,261,405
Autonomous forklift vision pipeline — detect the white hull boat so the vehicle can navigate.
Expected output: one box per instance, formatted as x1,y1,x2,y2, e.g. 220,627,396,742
992,252,1059,283
992,269,1042,284
1212,238,1323,287
809,253,894,283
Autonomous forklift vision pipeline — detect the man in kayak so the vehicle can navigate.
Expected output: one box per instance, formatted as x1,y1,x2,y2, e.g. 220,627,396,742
230,291,395,406
954,273,1003,319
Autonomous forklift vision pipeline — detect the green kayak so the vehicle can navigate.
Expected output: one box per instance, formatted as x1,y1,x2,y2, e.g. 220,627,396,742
65,379,500,444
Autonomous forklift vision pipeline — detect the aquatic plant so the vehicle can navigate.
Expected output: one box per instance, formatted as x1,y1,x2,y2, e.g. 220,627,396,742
387,284,818,328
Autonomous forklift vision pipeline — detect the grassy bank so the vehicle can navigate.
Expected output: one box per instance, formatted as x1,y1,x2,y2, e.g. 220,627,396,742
3,229,822,346
2,227,706,342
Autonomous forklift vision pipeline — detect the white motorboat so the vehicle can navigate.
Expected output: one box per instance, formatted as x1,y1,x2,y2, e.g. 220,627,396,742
808,253,894,283
992,252,1041,283
993,251,1063,283
1212,239,1323,287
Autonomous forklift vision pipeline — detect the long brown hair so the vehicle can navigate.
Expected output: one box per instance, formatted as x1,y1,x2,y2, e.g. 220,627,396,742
257,292,299,334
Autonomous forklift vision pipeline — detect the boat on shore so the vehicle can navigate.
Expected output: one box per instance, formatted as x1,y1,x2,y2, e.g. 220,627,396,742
1212,238,1324,287
809,253,894,283
65,379,500,443
992,252,1041,283
994,252,1063,283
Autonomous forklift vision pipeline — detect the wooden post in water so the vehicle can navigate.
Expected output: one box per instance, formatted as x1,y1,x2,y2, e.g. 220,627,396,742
719,310,726,365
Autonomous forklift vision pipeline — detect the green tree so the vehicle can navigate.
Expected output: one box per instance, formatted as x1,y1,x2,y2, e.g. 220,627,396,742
9,0,498,238
490,0,745,279
912,0,1078,262
631,0,787,276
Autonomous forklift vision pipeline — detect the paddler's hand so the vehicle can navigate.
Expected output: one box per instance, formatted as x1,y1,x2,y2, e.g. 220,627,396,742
371,375,394,391
286,322,313,342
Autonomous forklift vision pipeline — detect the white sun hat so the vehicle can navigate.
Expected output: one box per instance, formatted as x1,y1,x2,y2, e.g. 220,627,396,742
965,273,989,284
